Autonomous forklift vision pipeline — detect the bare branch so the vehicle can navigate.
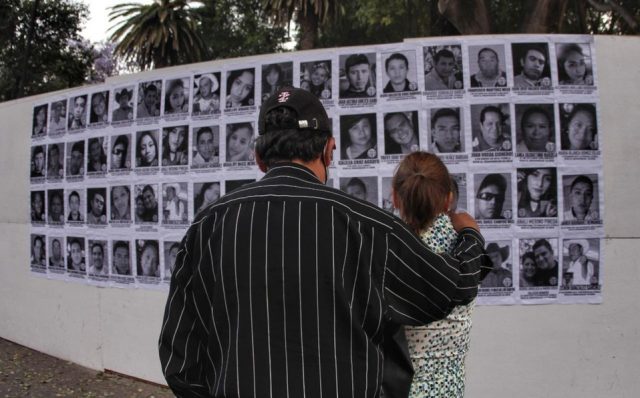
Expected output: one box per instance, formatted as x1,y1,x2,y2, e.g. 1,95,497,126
587,0,639,31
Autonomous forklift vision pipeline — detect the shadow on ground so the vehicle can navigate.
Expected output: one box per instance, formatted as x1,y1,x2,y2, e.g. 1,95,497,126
0,337,174,397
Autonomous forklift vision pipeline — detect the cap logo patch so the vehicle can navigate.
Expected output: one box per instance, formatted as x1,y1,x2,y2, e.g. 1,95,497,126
277,92,290,103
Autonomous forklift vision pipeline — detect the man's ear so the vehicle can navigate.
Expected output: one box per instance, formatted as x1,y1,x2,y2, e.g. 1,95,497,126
255,151,268,173
324,136,336,166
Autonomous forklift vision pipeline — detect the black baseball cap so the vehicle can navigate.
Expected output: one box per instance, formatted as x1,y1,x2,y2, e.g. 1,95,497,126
258,87,331,135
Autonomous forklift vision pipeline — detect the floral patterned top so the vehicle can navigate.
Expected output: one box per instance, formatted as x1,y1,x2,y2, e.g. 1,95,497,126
405,213,475,398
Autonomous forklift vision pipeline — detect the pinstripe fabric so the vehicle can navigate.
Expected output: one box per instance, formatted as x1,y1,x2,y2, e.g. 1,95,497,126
159,162,491,398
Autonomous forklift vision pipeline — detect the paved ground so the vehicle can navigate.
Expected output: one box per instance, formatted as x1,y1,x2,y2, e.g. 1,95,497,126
0,337,174,397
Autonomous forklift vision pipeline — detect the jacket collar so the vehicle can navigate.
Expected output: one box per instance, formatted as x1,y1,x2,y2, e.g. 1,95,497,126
263,162,323,184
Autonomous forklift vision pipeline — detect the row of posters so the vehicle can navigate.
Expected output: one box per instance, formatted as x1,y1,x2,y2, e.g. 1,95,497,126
29,34,603,304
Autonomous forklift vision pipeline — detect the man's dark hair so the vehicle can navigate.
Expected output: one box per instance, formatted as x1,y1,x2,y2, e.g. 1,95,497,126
521,106,550,132
33,146,44,156
434,49,455,64
142,185,155,196
477,47,498,61
346,177,366,192
71,141,84,153
533,239,553,253
432,108,459,126
478,173,507,195
480,106,504,124
384,112,410,129
196,126,213,142
113,240,129,255
570,175,594,191
255,107,331,168
345,54,370,73
385,53,408,71
143,83,158,95
91,242,104,254
520,44,547,64
69,191,80,202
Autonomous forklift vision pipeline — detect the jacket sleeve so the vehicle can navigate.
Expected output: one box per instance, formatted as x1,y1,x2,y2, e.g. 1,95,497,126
158,221,210,397
384,222,491,325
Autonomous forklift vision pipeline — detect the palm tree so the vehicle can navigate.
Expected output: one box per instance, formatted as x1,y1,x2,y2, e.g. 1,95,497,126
108,0,206,70
262,0,341,50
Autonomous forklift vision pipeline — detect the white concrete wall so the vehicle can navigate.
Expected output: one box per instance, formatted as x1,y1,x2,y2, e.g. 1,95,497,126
0,35,638,396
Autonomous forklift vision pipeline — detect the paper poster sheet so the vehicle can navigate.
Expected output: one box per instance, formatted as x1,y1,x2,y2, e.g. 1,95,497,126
29,35,603,304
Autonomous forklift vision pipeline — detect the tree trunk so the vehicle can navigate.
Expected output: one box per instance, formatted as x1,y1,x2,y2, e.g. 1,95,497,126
521,0,570,33
297,6,318,50
437,0,490,34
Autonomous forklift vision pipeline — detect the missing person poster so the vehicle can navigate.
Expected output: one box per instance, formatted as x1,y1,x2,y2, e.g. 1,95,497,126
29,34,603,305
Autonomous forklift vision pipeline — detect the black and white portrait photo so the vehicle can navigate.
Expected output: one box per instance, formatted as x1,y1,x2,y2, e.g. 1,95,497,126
162,183,188,224
32,104,48,137
66,236,86,273
86,188,107,225
517,167,557,219
512,42,551,89
163,77,190,115
556,43,594,86
515,104,556,154
562,239,600,287
135,130,160,168
66,189,85,223
430,108,463,153
300,60,332,99
471,104,512,152
340,176,378,206
111,86,134,122
87,137,108,173
562,174,600,223
66,140,85,177
137,80,162,119
191,126,220,167
519,238,559,288
339,53,376,98
424,45,463,90
340,113,378,160
136,239,160,278
112,240,132,276
30,234,46,267
110,134,132,171
48,236,65,269
134,184,159,223
67,94,88,131
383,111,420,155
88,240,109,276
469,45,508,88
474,173,512,220
110,185,132,222
225,68,255,108
226,122,255,162
47,189,65,224
480,241,513,288
89,90,109,126
30,145,46,178
192,72,221,115
381,51,418,94
30,190,46,223
193,181,220,216
162,125,189,167
164,241,180,280
559,103,598,151
46,143,64,180
48,100,67,135
262,62,293,101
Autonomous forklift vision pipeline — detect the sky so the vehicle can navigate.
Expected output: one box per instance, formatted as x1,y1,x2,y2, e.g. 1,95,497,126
81,0,153,43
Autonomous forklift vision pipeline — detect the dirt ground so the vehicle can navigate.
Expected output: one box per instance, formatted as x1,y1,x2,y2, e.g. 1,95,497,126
0,337,174,397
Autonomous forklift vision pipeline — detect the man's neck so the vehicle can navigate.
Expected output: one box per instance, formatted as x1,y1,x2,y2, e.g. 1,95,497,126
288,159,325,183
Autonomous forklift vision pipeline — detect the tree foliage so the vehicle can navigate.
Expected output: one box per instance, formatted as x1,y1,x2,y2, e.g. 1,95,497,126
108,0,206,70
0,0,92,101
195,0,289,60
